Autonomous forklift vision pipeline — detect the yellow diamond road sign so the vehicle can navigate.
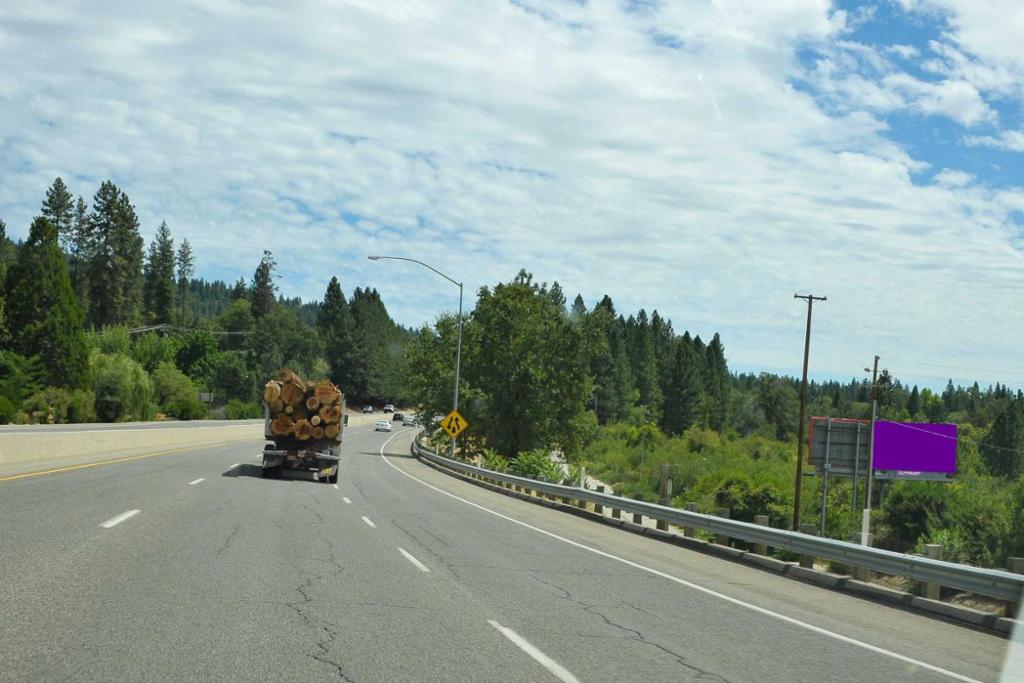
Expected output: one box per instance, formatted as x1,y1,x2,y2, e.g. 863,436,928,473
441,410,468,438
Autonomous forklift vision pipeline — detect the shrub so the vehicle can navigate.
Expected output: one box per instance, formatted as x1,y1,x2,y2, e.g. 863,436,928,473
0,395,17,424
92,352,155,422
225,399,262,420
67,389,96,423
480,448,510,473
22,387,72,423
153,361,197,407
510,448,563,482
167,395,208,420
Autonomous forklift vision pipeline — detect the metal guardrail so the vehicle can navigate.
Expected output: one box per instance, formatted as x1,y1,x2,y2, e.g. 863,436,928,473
412,435,1024,603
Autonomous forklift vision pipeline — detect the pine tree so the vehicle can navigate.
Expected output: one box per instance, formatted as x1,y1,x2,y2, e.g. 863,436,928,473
41,177,75,251
250,250,277,319
69,195,91,317
4,217,89,388
662,334,704,434
704,332,729,431
982,397,1024,478
570,294,587,321
177,239,194,326
143,222,176,324
87,181,144,326
0,218,6,340
230,277,247,301
318,277,357,391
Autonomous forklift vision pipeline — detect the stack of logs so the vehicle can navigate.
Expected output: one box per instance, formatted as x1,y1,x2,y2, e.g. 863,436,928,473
263,369,344,442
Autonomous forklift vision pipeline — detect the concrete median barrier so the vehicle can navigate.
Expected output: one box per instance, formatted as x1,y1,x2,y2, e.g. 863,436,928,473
0,422,264,469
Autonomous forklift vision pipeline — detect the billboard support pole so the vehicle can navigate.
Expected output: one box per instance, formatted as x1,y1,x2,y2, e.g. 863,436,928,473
820,418,833,536
792,293,826,531
860,355,879,546
852,422,861,517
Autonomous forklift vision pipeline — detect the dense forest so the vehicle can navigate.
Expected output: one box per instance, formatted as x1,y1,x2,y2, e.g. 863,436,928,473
0,178,410,424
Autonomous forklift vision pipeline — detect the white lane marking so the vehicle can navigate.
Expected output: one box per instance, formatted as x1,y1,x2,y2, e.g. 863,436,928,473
332,483,339,489
361,516,376,528
342,497,352,504
397,547,431,573
380,435,981,683
100,509,140,528
188,478,204,486
488,620,580,683
225,463,240,472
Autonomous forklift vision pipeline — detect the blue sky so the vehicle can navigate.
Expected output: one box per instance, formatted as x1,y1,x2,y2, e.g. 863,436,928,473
0,1,1022,392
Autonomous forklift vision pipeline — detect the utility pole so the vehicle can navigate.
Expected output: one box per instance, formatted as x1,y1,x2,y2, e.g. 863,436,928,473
792,293,827,531
861,355,880,546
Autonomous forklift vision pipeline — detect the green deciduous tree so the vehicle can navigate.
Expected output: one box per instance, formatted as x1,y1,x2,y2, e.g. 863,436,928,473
4,217,89,389
466,272,591,457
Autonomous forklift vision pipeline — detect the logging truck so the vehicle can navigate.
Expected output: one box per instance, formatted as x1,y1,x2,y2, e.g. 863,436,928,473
260,370,349,482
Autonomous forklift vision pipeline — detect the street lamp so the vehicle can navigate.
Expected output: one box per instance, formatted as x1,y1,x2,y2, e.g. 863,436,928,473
367,255,463,459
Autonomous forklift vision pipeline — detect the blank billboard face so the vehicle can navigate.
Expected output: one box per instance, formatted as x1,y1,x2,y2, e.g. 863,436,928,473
873,421,957,474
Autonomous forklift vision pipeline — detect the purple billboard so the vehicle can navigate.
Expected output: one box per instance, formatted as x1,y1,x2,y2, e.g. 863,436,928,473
873,421,958,474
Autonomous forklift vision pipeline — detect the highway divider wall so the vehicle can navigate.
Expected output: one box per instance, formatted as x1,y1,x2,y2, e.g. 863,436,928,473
0,421,265,468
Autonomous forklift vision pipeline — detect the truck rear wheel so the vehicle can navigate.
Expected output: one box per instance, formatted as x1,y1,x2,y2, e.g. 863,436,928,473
327,472,338,484
263,464,281,479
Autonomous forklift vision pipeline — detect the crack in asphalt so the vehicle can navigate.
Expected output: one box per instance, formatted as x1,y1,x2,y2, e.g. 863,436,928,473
215,524,240,557
301,501,326,526
529,574,730,682
284,573,356,683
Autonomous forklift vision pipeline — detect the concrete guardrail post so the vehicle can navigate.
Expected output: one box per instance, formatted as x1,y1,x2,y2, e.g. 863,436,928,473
753,515,769,556
923,544,943,600
595,486,605,515
715,508,730,546
683,502,698,537
799,524,817,568
1007,557,1024,618
851,533,874,581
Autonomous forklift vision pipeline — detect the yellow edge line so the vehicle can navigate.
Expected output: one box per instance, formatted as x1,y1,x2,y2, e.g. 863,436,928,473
0,437,262,483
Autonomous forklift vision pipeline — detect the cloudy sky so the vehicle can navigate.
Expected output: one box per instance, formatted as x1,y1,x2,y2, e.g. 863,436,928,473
1,1,1022,390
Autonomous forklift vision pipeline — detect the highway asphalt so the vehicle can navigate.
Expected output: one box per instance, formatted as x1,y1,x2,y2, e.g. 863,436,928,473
0,424,1014,682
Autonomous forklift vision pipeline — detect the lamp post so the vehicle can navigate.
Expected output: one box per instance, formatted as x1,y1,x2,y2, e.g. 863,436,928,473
367,256,463,459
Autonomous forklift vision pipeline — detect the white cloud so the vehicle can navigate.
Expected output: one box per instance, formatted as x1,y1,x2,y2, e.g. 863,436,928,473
882,73,995,126
933,168,975,187
965,129,1024,152
0,1,1022,388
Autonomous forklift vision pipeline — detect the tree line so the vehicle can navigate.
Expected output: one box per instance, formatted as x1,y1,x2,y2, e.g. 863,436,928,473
0,178,409,424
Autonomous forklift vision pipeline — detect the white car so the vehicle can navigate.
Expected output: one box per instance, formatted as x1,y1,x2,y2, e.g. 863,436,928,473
375,419,392,432
383,404,395,413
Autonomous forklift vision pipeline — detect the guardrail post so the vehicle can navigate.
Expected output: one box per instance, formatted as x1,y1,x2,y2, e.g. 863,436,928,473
851,533,873,581
595,486,605,515
753,515,769,555
1007,558,1024,618
799,524,817,568
923,544,943,600
612,492,622,520
715,508,730,546
683,502,698,537
632,493,645,525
